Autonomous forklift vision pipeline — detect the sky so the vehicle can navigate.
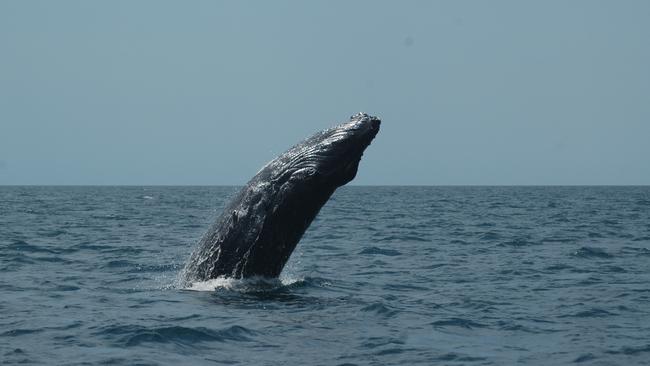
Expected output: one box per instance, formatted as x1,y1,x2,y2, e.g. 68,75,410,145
1,0,649,185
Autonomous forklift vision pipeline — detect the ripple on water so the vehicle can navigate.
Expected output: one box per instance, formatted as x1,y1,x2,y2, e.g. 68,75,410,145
478,231,501,241
497,237,533,247
544,263,575,272
358,247,402,256
1,328,44,337
103,259,135,269
571,246,613,259
97,325,256,347
559,308,616,318
573,353,597,363
431,353,488,362
37,229,68,238
374,234,429,243
1,322,83,338
1,348,33,365
431,318,487,329
621,246,650,255
5,240,58,254
495,320,541,334
54,285,81,291
90,214,130,221
600,265,627,273
605,344,650,356
360,303,398,318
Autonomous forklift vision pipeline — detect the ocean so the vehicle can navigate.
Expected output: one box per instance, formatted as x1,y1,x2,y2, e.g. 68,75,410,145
1,186,649,365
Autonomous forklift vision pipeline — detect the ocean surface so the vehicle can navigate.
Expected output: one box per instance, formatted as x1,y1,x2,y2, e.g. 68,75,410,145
1,186,649,365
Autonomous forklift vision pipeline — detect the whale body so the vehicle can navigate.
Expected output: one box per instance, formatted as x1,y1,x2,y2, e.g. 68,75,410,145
181,113,380,281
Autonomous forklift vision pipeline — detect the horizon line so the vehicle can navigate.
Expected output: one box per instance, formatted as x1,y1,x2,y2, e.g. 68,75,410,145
1,184,649,187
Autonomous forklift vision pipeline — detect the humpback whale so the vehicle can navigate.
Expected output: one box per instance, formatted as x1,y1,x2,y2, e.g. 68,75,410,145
181,113,380,282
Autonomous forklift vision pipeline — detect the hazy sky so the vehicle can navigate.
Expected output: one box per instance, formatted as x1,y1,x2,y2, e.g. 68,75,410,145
1,1,649,185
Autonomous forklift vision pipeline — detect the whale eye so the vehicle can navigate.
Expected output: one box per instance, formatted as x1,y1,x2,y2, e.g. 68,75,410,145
305,167,317,176
291,167,317,180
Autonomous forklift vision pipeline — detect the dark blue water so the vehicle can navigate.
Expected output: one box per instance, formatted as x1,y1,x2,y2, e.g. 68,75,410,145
1,186,650,365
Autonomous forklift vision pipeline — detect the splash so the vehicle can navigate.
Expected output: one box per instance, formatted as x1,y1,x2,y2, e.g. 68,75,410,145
178,241,305,292
183,275,304,292
184,277,241,292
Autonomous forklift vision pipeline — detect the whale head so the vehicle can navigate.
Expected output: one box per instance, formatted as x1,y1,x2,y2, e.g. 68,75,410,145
270,112,381,189
312,112,381,186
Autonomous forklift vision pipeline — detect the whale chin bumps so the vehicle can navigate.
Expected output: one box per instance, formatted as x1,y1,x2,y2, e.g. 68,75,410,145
181,113,381,282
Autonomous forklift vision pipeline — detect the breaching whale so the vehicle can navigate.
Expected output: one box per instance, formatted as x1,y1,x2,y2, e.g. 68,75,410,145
181,113,380,282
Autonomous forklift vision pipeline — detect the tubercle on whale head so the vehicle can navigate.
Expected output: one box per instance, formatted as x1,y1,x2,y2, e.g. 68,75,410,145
257,112,381,192
295,112,381,187
346,112,381,135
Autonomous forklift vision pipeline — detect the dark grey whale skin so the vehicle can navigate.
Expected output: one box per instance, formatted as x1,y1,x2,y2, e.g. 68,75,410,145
181,113,380,281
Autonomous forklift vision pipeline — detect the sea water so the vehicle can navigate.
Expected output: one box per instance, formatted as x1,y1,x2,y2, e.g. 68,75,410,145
1,186,649,365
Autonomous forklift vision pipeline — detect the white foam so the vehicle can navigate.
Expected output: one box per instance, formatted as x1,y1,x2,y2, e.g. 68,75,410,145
183,275,304,292
279,274,303,286
185,277,239,291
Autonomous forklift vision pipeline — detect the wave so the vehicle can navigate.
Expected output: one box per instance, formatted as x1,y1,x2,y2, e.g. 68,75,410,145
1,328,44,337
431,318,487,329
544,263,575,272
478,231,501,241
5,240,59,254
497,236,534,247
90,214,130,221
375,234,429,243
358,246,401,256
573,353,597,363
1,322,83,337
571,246,613,259
429,353,487,363
97,324,255,347
605,344,650,356
559,308,616,318
360,302,398,318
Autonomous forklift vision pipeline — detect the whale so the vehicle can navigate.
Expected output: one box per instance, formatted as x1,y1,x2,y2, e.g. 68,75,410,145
181,113,380,282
